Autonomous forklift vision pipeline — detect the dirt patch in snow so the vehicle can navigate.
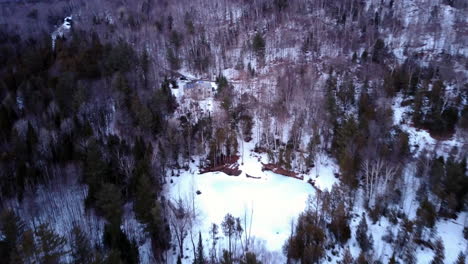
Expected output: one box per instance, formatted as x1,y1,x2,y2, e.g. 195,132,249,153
261,163,303,180
200,156,242,176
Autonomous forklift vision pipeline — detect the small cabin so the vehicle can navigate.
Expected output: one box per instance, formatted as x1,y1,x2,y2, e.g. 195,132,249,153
184,81,214,100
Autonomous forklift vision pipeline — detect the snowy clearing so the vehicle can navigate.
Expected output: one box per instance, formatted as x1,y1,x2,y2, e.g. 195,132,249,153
166,134,340,262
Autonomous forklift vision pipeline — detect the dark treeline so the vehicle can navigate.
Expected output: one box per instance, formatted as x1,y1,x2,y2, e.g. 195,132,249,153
0,27,176,262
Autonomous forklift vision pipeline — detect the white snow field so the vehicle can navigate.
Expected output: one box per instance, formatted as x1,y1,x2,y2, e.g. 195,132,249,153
166,136,338,263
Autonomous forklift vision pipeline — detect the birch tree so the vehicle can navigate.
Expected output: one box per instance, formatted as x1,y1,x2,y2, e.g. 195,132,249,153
362,159,399,208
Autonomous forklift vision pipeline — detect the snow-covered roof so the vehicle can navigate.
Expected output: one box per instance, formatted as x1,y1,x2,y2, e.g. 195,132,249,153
51,16,73,50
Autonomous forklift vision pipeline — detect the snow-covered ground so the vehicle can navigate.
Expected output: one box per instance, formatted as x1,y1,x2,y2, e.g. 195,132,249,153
166,128,339,263
393,95,466,157
170,79,219,126
373,94,468,264
165,59,466,262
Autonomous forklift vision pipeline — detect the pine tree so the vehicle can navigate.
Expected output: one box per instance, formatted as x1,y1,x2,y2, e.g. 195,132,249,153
430,238,445,264
388,253,397,264
330,202,350,244
396,218,413,252
55,73,75,113
252,33,265,58
220,250,233,264
285,212,325,263
372,38,385,63
412,82,424,125
194,232,206,264
325,75,338,122
147,203,170,252
352,52,357,63
454,252,465,264
356,214,372,252
356,252,367,264
84,140,109,205
141,49,150,89
35,223,68,264
96,183,123,226
134,173,155,225
0,210,25,263
339,248,354,264
167,48,180,70
361,50,368,62
416,199,437,228
401,242,416,264
71,225,93,264
26,122,37,157
105,249,124,264
241,252,262,264
0,105,15,140
114,73,131,108
103,224,139,264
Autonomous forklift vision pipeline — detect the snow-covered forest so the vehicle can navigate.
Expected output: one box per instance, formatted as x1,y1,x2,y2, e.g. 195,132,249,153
0,0,466,263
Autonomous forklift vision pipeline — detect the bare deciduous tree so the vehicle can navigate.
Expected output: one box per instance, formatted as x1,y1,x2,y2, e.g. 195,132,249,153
168,197,191,258
362,159,399,208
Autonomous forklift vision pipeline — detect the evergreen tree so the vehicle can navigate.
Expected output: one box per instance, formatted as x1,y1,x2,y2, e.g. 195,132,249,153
105,249,124,264
134,173,155,225
241,252,262,264
430,238,445,264
416,199,436,228
35,223,68,264
96,183,123,226
412,84,424,125
147,203,171,253
285,212,326,263
274,0,288,11
372,39,386,63
71,225,93,264
454,252,465,264
401,242,416,264
0,105,15,140
20,229,36,264
114,73,132,108
167,48,180,70
141,49,150,89
102,41,136,74
103,224,139,264
330,202,351,244
333,116,360,188
55,73,75,114
84,140,109,206
459,105,468,129
352,52,357,63
356,214,373,252
26,122,37,157
356,252,367,264
325,75,338,122
252,33,265,58
220,250,233,264
361,50,368,62
194,232,206,264
0,210,25,263
339,248,354,264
